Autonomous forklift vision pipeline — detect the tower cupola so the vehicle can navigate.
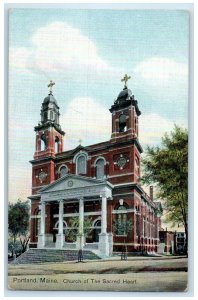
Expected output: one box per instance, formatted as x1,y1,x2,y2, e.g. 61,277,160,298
110,74,141,142
37,80,63,133
34,81,65,160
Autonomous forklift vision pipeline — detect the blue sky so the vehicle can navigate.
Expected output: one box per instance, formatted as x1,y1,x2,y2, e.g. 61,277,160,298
8,9,189,208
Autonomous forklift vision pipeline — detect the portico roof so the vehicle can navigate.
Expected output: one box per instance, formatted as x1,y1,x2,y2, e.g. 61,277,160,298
39,174,114,202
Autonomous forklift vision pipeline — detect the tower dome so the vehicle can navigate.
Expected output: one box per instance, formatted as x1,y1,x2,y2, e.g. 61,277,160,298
43,93,58,106
35,80,64,135
117,87,132,102
109,74,141,116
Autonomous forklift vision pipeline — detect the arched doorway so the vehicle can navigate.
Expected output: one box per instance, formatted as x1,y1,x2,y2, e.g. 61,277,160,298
53,220,67,242
92,219,101,242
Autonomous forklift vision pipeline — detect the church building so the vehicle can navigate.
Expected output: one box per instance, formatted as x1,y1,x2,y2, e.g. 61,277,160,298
29,76,162,257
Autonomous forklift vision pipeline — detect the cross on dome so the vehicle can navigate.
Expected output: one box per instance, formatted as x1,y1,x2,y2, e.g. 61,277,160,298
121,74,131,88
48,80,55,94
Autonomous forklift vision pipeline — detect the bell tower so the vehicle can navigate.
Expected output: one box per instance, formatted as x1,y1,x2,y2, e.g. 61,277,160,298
109,75,142,183
31,81,65,194
110,74,141,143
34,80,65,159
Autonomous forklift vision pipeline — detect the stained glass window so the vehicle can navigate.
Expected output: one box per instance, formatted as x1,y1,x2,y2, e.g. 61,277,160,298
96,159,105,179
77,155,86,174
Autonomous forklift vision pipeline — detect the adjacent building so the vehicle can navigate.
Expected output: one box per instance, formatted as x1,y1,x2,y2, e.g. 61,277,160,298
159,230,187,255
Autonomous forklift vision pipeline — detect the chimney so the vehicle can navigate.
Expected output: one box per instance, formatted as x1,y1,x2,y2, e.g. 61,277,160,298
150,186,153,201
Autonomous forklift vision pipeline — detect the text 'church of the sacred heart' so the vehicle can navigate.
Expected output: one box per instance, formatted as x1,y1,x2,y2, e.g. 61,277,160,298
28,76,163,258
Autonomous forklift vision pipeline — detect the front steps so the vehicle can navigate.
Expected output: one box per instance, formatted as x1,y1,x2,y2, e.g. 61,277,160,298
11,249,101,264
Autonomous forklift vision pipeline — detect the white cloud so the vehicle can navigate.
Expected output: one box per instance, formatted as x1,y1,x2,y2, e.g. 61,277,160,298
9,47,32,73
139,112,187,147
60,97,112,150
134,57,188,104
140,113,174,146
134,57,188,84
61,100,184,151
9,22,120,79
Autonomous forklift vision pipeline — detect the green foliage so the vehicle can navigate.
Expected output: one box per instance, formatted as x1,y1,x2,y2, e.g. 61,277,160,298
141,125,188,236
65,216,93,242
8,239,22,256
8,199,30,254
113,218,133,237
113,217,133,253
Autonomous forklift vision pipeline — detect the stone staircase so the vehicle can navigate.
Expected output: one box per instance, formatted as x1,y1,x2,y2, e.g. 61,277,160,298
84,243,99,250
11,249,101,264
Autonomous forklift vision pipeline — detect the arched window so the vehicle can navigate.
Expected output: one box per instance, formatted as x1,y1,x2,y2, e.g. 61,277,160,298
116,204,128,235
119,114,127,132
55,137,59,153
50,110,53,120
44,111,48,122
134,117,139,136
41,134,47,151
96,159,105,180
135,155,140,175
76,155,86,175
92,219,101,242
94,219,101,228
54,220,67,231
143,217,146,237
55,113,58,124
59,165,68,177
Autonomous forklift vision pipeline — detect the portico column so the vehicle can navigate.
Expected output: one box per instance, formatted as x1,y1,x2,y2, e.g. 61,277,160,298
58,200,64,234
40,202,46,235
76,198,85,249
99,194,110,257
101,195,107,234
56,200,64,248
79,198,84,235
37,201,45,248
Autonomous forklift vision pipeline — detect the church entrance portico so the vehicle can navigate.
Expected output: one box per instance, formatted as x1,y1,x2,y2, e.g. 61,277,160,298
36,174,113,257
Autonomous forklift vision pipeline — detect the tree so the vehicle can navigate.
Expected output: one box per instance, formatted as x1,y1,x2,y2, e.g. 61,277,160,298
8,199,30,255
8,239,22,257
65,216,93,249
141,125,188,252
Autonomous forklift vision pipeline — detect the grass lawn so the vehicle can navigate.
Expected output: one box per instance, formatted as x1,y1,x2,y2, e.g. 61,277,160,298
8,256,188,292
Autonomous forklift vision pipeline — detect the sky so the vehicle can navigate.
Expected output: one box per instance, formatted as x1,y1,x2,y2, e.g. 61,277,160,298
8,8,189,216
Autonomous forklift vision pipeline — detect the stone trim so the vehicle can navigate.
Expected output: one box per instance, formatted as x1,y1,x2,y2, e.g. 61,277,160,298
112,208,135,214
113,182,133,186
113,243,157,246
53,211,102,218
32,185,48,190
115,234,127,237
93,156,107,166
109,145,131,152
30,156,55,165
31,214,47,219
112,192,134,197
73,150,88,163
91,152,108,158
107,172,134,179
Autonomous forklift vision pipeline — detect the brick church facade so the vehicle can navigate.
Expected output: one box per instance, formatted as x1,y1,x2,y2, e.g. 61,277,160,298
29,78,162,257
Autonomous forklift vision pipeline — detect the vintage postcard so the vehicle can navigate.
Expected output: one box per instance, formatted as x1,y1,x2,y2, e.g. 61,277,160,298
8,7,189,292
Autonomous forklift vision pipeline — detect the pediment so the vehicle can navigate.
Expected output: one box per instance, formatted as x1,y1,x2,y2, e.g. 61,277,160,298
70,145,91,155
39,174,112,194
